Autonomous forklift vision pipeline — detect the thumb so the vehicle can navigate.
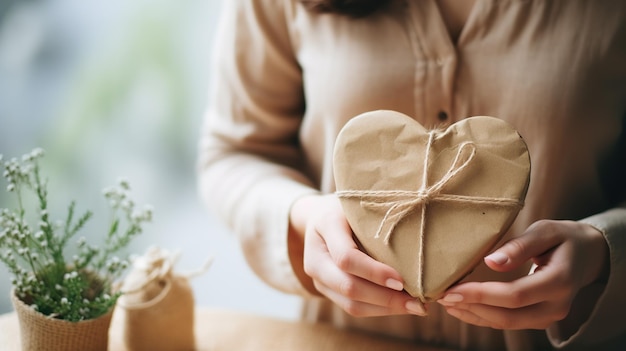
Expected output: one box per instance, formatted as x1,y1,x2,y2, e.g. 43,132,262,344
484,222,562,272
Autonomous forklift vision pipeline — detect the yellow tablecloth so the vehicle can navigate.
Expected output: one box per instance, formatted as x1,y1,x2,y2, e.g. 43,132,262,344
0,307,453,350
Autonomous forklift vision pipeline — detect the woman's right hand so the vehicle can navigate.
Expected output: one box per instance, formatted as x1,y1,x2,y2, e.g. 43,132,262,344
290,194,427,317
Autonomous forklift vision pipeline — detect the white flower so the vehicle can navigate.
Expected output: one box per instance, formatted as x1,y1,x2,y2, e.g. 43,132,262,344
143,205,154,221
31,148,44,158
6,184,15,192
102,186,115,197
121,199,134,210
64,271,79,280
20,165,32,175
76,237,86,247
118,178,130,190
60,297,69,305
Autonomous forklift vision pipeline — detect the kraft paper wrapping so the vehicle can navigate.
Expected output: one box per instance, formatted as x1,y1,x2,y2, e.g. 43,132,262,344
333,110,530,302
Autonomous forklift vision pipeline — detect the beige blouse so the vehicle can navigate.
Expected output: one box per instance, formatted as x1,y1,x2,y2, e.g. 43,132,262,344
198,0,626,350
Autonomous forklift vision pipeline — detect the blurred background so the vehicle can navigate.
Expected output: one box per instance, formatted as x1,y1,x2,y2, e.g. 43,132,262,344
0,0,300,320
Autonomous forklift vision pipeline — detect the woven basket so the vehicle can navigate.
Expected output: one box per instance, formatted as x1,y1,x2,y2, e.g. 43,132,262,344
11,289,114,351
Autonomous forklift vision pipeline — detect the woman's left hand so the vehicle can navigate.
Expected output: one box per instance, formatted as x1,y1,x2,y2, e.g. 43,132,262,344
437,219,609,330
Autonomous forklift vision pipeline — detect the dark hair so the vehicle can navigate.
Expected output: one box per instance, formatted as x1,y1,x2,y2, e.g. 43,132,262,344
300,0,390,17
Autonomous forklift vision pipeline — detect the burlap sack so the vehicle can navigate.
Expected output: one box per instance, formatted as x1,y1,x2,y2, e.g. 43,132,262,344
11,289,113,351
115,247,210,351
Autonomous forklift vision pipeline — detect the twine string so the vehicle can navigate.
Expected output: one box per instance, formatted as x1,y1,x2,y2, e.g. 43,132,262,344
120,250,179,295
121,249,212,295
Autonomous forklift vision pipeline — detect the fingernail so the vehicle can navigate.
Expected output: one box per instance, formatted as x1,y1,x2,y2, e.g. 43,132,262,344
405,300,426,316
385,279,403,291
442,293,463,303
437,298,454,307
485,251,509,265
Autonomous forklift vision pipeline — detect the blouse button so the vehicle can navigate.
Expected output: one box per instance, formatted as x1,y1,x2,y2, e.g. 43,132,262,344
437,111,448,121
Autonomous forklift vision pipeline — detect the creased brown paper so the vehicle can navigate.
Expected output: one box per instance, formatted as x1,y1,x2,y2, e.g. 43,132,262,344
333,110,530,302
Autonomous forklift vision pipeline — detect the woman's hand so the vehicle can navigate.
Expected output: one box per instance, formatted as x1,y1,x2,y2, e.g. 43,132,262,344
290,194,426,317
437,219,609,330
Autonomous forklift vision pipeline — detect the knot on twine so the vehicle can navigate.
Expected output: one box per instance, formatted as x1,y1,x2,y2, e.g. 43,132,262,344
337,132,523,245
121,247,213,296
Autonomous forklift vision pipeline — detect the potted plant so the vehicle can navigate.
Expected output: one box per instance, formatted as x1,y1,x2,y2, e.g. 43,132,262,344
0,148,152,351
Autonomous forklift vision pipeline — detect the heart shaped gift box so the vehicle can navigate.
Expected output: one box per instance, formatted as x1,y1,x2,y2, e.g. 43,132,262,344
333,110,531,302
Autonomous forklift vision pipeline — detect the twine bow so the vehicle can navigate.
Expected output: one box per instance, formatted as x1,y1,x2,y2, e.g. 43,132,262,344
336,131,523,298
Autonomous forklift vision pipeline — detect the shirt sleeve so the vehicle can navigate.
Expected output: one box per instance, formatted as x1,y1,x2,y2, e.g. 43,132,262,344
547,206,626,348
197,0,318,296
547,108,626,348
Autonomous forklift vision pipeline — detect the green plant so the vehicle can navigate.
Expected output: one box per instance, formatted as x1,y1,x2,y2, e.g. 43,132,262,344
0,148,152,322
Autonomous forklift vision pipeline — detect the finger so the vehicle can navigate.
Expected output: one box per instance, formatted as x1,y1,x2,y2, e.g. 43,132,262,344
484,220,564,272
316,282,414,317
314,214,405,291
439,266,569,309
331,246,405,291
306,246,425,316
445,299,570,330
315,277,425,317
311,247,421,313
444,307,492,329
304,226,424,315
303,220,337,284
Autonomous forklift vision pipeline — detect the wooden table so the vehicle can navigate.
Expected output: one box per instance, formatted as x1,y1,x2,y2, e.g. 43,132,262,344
0,307,453,351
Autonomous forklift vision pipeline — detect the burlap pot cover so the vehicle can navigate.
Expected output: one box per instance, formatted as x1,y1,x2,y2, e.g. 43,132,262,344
11,289,113,351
